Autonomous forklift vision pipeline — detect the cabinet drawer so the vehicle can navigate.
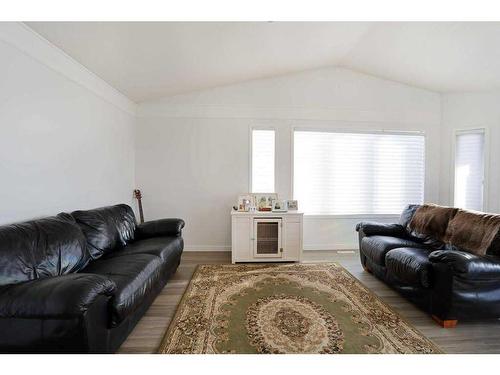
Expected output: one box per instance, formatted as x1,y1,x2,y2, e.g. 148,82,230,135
285,215,302,223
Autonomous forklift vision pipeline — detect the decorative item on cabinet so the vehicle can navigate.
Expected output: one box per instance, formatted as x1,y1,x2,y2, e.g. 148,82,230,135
237,194,255,212
254,193,277,211
272,199,288,212
287,200,298,211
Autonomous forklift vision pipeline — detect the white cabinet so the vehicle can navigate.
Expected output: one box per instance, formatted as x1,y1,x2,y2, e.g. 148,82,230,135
231,211,303,263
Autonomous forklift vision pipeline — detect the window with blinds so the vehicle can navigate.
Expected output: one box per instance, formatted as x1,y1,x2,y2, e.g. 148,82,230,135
293,130,425,215
251,129,275,193
454,129,485,211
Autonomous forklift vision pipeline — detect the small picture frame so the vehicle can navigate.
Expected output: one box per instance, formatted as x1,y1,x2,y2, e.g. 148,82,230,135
253,193,278,211
272,199,288,212
237,194,255,212
287,200,298,211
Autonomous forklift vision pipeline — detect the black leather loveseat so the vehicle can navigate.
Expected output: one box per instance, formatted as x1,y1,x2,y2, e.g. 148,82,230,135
357,203,500,327
0,204,184,353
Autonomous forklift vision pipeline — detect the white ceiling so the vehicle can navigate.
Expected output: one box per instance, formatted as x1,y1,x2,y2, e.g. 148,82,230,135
26,22,500,102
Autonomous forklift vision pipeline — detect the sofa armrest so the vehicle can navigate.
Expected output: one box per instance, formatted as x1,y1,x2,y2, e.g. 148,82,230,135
429,250,500,280
136,218,185,239
355,221,407,238
0,273,116,319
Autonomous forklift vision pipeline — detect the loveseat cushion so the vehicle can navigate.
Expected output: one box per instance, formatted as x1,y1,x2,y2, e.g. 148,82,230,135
106,236,183,263
386,247,434,288
361,235,428,266
83,253,163,326
0,214,91,286
71,204,137,259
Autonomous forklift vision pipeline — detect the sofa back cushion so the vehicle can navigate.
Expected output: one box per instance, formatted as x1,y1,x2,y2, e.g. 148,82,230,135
408,204,458,245
399,204,421,228
0,213,90,286
71,204,136,259
445,209,500,256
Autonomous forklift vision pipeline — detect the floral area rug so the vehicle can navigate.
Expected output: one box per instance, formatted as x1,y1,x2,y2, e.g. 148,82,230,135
158,263,441,354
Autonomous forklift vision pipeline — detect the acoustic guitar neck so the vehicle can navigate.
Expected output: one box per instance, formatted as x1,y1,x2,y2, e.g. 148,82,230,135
133,189,145,224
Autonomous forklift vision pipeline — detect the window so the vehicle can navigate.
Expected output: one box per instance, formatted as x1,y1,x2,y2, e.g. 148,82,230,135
251,129,275,193
293,130,425,215
454,129,485,211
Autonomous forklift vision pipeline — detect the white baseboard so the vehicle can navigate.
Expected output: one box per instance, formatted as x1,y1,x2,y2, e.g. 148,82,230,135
183,244,357,252
303,244,357,251
184,245,231,252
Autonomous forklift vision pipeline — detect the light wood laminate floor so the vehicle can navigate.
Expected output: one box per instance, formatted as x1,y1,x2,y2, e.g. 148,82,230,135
118,250,500,354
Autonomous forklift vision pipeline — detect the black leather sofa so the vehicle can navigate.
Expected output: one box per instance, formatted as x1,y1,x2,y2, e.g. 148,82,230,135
356,204,500,327
0,204,184,353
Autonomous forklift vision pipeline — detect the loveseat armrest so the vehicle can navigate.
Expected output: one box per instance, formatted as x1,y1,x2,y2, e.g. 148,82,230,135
136,218,185,239
355,221,407,238
0,273,116,319
429,250,500,280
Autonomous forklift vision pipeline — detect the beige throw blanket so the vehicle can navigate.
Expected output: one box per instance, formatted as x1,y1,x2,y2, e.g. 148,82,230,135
408,204,458,243
409,203,500,256
446,210,500,256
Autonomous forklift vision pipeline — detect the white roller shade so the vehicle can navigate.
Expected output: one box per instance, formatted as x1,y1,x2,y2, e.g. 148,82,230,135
252,129,275,193
293,130,425,215
454,130,485,211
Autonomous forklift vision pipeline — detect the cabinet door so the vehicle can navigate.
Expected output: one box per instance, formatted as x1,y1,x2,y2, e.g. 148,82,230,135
232,217,251,262
253,219,282,258
284,221,301,261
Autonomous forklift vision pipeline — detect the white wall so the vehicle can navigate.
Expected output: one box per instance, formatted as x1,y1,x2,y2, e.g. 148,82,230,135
10,23,499,252
0,24,137,224
136,67,441,251
440,92,500,213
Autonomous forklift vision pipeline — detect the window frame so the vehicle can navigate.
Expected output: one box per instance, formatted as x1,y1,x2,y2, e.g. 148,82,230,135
249,126,277,194
291,126,427,218
451,127,489,211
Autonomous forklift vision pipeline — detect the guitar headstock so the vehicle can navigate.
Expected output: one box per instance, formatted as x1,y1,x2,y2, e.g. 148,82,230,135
133,189,142,199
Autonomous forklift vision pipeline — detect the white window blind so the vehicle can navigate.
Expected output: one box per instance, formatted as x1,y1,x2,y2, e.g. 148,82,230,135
293,130,425,215
454,129,485,211
252,129,275,193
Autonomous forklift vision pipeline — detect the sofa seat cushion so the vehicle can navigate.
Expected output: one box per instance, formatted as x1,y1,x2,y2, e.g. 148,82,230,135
386,247,434,289
106,237,183,263
83,254,163,326
361,235,428,266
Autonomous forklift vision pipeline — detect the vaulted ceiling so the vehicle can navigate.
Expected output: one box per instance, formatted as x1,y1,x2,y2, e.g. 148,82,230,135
26,22,500,102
